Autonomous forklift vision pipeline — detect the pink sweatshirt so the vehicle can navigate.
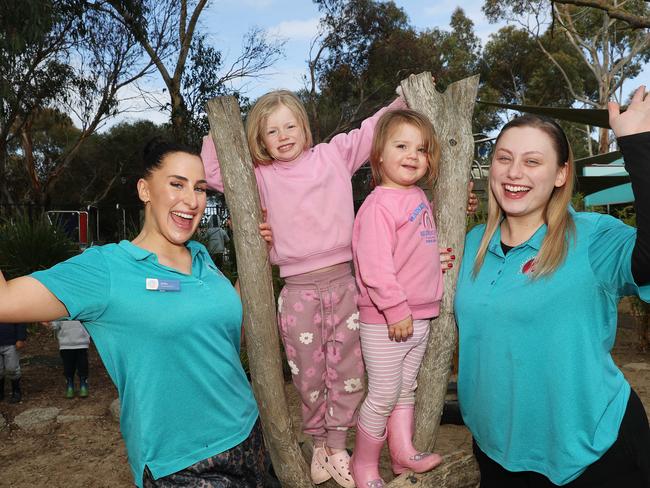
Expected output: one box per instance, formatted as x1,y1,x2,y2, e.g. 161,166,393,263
352,186,443,325
201,97,407,277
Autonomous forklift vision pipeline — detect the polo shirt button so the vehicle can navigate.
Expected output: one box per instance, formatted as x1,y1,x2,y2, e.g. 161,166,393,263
491,280,495,285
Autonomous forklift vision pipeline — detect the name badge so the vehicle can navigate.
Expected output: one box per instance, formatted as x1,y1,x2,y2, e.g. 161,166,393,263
146,278,181,292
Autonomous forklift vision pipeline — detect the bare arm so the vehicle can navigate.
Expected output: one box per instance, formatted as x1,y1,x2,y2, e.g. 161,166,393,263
0,273,68,323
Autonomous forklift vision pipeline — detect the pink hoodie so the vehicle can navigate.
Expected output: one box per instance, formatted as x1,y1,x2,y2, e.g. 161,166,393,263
201,97,407,277
352,186,443,325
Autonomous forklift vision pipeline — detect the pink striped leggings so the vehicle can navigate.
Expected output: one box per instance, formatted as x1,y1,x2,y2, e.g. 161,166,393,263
358,319,430,437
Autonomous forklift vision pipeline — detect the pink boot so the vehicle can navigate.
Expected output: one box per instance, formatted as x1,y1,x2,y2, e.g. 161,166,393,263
386,405,442,474
350,423,385,488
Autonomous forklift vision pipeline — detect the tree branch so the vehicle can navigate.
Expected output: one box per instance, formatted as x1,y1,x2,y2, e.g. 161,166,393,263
552,0,650,28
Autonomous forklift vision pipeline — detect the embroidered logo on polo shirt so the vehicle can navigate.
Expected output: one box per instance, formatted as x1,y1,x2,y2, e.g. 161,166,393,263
521,258,536,275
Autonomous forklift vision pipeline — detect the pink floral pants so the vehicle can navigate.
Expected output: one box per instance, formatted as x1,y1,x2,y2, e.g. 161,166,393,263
278,263,365,449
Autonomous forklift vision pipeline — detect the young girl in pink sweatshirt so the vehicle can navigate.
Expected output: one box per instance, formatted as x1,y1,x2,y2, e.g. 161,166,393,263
201,90,407,487
351,109,445,487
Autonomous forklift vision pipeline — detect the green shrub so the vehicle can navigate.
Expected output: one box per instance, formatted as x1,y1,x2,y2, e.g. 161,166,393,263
0,212,77,279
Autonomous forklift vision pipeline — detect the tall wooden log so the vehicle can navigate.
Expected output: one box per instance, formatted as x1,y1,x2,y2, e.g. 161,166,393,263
206,97,313,487
399,73,480,452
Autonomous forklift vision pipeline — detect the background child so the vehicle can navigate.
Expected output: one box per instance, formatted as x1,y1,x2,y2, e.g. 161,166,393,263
0,322,26,403
47,320,90,398
206,214,230,269
351,109,445,487
201,90,407,487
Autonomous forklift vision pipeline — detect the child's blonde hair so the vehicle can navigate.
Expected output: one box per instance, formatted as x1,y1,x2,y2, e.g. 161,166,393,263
369,109,441,187
245,90,313,166
472,114,576,279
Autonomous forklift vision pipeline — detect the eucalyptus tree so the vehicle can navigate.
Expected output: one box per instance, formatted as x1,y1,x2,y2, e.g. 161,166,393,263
99,0,284,143
483,0,650,152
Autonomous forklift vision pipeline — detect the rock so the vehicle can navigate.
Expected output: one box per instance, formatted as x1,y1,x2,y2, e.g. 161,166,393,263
14,407,61,433
57,414,101,424
0,413,6,430
622,362,650,372
109,398,120,422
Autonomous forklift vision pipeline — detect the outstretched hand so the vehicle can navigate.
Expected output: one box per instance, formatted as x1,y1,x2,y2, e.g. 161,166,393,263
609,86,650,138
396,75,436,98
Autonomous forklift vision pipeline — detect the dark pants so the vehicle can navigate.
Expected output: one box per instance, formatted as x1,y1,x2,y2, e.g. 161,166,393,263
210,252,224,269
60,349,88,379
473,389,650,488
142,420,270,488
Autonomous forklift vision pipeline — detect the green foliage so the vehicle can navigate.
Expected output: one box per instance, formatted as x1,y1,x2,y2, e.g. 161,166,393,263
310,1,497,141
614,205,637,227
571,192,586,211
181,34,255,147
47,120,171,211
466,201,488,231
0,211,77,279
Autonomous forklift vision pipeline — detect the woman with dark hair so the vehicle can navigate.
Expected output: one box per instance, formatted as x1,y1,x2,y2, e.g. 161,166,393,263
455,87,650,487
0,139,272,487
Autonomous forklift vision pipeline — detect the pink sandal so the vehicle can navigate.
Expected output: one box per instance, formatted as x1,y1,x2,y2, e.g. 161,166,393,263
311,447,333,484
316,448,356,488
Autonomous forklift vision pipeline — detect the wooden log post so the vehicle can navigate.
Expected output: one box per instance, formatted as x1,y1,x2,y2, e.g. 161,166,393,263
401,73,480,451
384,73,481,488
206,97,313,487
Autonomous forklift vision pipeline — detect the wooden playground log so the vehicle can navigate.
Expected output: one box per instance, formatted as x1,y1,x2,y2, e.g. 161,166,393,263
205,97,313,487
398,73,480,454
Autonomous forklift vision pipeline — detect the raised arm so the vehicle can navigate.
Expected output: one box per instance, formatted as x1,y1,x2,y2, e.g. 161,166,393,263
609,86,650,285
0,273,68,323
327,96,408,174
200,135,225,193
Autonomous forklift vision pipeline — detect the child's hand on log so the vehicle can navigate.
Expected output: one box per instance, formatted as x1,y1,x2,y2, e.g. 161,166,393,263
396,75,436,98
259,208,273,248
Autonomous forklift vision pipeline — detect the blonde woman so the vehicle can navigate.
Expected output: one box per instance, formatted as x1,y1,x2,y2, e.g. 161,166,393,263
455,87,650,487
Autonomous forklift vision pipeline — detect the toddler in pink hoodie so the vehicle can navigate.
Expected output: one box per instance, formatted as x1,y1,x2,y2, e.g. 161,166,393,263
351,109,446,487
201,90,407,487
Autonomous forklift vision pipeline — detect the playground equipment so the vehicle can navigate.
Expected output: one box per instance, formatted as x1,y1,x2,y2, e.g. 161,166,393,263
46,210,89,249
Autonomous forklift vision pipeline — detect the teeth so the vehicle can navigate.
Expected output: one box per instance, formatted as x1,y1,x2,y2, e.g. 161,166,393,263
504,185,530,193
171,211,193,219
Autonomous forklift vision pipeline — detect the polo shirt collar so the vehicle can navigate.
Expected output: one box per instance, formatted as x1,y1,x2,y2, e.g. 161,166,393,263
487,220,548,257
118,240,203,262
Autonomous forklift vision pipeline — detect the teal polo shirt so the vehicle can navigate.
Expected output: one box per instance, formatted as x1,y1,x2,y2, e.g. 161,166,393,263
32,241,259,487
455,210,650,485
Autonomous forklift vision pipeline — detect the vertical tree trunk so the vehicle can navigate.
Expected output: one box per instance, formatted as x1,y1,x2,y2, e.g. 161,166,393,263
205,97,313,488
386,74,481,488
402,73,479,449
385,72,480,488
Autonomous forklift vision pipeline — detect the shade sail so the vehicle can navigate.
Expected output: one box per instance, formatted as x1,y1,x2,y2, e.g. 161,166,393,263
584,183,634,206
478,101,615,128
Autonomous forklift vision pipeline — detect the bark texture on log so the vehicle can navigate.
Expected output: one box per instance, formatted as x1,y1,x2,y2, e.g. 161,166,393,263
206,97,313,487
398,73,480,453
389,451,479,488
